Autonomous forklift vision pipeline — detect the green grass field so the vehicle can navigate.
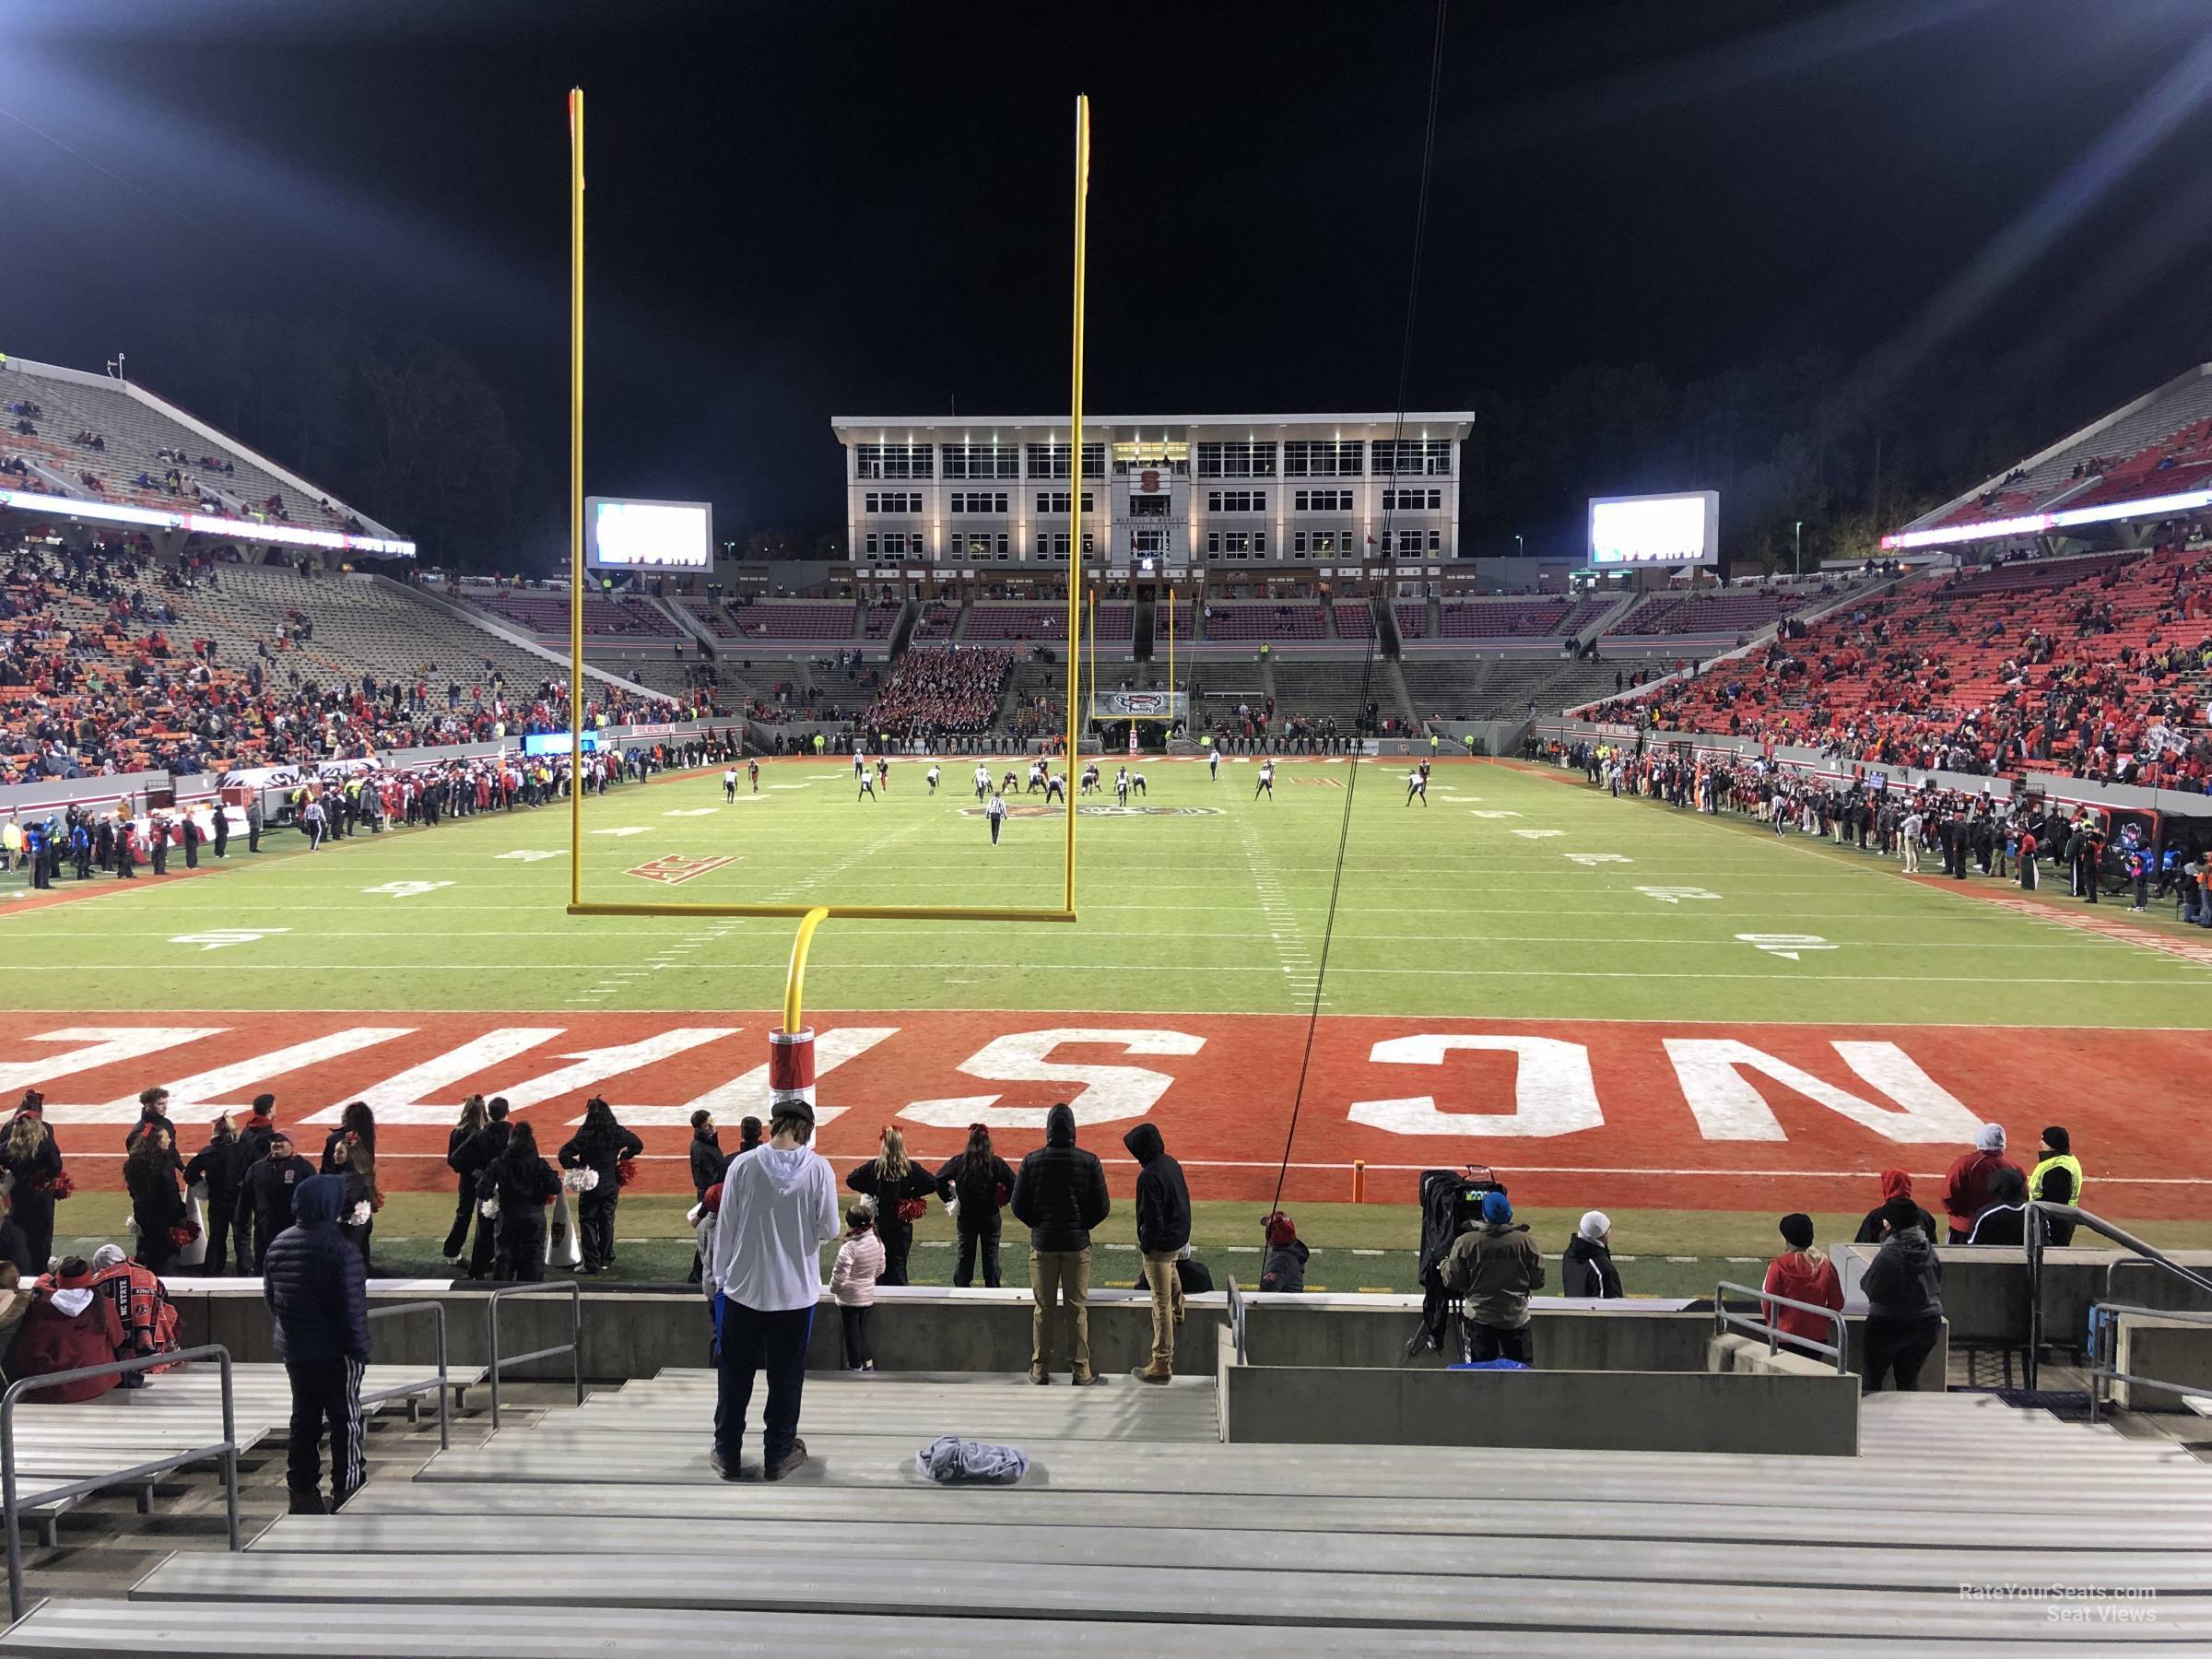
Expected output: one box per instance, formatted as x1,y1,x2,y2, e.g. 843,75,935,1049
4,752,2207,1286
3,754,2204,1024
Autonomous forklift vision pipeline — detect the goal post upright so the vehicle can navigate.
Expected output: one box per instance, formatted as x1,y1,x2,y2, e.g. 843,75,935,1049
562,92,1089,1041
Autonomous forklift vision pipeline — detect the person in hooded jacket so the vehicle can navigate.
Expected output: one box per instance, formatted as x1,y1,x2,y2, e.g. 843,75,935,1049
0,1096,65,1275
1559,1210,1623,1299
934,1124,1017,1289
1124,1123,1192,1383
10,1258,125,1402
183,1114,252,1276
559,1097,644,1275
237,1094,277,1167
1009,1102,1111,1386
1940,1123,2022,1242
1967,1166,2030,1247
2028,1125,2085,1246
262,1175,370,1513
1259,1212,1308,1293
454,1099,512,1279
481,1121,561,1281
1861,1195,1945,1393
845,1126,935,1288
1853,1169,1936,1244
1761,1213,1844,1356
244,1131,317,1269
1442,1191,1546,1364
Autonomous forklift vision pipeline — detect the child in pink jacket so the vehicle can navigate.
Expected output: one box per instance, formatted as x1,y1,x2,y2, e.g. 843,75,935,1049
830,1204,885,1372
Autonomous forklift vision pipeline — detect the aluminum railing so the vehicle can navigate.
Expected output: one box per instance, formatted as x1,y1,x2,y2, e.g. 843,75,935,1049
486,1280,583,1428
2,1345,239,1620
2025,1203,2212,1391
361,1300,451,1451
1714,1279,1849,1373
2083,1301,2212,1426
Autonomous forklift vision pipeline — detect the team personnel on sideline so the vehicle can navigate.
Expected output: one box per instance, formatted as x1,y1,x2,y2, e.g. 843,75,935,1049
985,792,1008,845
1254,759,1275,800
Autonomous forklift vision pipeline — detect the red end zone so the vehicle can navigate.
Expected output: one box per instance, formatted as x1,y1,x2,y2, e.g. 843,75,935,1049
3,1011,2204,1218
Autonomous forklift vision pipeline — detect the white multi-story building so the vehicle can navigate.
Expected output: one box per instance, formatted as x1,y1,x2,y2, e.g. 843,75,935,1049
830,412,1473,573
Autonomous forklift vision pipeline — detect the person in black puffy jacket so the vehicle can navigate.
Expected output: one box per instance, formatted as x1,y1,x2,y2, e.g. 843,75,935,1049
1010,1102,1110,1385
183,1115,253,1276
559,1097,643,1274
934,1124,1017,1288
124,1126,188,1275
261,1174,369,1514
1559,1211,1624,1299
1123,1123,1192,1382
440,1096,489,1263
481,1121,560,1282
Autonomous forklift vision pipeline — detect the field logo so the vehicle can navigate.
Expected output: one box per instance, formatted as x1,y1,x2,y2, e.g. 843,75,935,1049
628,854,737,886
171,927,291,951
1637,886,1718,903
1565,853,1631,865
1736,933,1835,960
363,881,454,899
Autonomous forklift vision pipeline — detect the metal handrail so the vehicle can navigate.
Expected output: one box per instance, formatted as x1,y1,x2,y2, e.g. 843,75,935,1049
362,1300,450,1451
2083,1301,2212,1426
485,1280,582,1428
1714,1279,1849,1373
2,1344,239,1620
2027,1203,2212,1391
1224,1277,1247,1366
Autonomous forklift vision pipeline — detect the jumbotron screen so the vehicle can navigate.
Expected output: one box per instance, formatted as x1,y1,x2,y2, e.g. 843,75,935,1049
585,496,714,572
1588,490,1719,567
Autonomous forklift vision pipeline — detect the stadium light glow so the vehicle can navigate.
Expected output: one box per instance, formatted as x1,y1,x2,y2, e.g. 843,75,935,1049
1879,485,2212,550
0,489,416,558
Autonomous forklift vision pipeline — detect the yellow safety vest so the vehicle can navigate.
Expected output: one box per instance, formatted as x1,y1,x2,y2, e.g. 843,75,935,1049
2029,1153,2084,1207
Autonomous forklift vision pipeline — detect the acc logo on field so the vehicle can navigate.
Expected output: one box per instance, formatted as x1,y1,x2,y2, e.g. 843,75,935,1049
628,854,737,885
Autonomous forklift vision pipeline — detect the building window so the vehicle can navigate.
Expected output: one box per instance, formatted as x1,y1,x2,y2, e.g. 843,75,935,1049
1024,441,1105,479
864,491,921,514
1394,529,1442,554
1195,440,1277,478
1293,488,1353,512
1205,489,1267,513
941,443,1018,480
1373,438,1453,477
1033,491,1094,514
1382,488,1442,512
953,531,1010,559
861,532,923,558
1283,440,1363,477
1206,531,1266,557
1033,531,1080,560
1131,529,1167,555
948,492,1009,514
855,442,933,480
1130,494,1169,518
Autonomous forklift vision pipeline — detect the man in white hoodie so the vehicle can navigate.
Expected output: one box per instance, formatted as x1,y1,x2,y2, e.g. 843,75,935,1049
706,1099,840,1481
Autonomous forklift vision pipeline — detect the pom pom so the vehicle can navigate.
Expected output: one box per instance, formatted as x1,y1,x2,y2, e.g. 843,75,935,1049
563,1167,598,1193
615,1158,637,1189
478,1197,500,1219
166,1223,197,1250
346,1202,371,1228
47,1171,75,1201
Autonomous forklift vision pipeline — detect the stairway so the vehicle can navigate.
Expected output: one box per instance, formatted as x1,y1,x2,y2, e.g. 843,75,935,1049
10,1374,2209,1653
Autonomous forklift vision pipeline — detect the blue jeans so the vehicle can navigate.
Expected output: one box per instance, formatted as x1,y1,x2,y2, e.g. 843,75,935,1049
713,1300,814,1470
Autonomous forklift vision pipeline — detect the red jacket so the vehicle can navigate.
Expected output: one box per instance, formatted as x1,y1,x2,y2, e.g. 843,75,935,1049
10,1289,125,1401
1941,1149,2023,1236
1761,1253,1845,1349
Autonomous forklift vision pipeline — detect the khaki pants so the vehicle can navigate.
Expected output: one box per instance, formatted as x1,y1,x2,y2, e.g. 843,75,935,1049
1142,1252,1184,1375
1030,1247,1092,1380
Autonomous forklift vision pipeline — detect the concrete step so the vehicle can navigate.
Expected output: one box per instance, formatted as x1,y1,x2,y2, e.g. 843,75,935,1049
334,1478,2212,1545
247,1514,2212,1592
0,1598,1888,1658
124,1553,2212,1641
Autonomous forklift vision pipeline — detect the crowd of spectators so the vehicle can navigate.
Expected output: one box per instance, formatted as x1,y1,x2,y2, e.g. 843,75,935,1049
0,538,719,784
1582,545,2212,788
861,647,1011,739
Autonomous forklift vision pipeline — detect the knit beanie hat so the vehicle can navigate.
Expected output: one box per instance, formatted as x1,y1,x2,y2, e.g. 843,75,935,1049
1975,1123,2006,1153
1779,1213,1816,1251
2041,1125,2070,1155
1480,1190,1512,1226
1577,1210,1609,1241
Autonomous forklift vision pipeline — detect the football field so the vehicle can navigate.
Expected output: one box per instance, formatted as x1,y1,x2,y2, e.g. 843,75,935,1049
3,753,2208,1274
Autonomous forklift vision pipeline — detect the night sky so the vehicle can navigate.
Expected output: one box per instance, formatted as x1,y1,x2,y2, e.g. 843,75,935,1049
7,0,2212,544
